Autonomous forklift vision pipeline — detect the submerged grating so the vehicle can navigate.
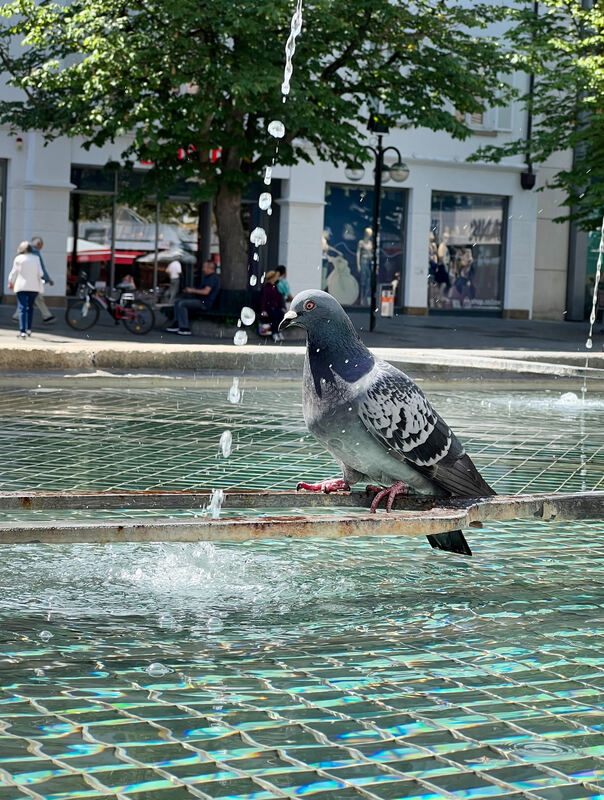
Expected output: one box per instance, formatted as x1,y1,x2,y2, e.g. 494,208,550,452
0,385,603,798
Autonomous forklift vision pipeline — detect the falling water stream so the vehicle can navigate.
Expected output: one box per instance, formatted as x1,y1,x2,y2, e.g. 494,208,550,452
582,214,604,399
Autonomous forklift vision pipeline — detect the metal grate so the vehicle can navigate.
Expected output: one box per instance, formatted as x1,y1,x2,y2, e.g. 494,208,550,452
0,385,603,799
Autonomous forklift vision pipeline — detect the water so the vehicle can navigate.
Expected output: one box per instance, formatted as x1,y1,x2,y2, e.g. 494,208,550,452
1,383,604,796
267,119,285,139
240,306,256,326
233,329,248,345
249,226,267,247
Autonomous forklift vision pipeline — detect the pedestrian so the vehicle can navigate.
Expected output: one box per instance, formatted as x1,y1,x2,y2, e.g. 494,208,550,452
8,241,44,338
275,264,293,303
165,257,182,304
260,270,286,342
165,260,220,335
11,236,56,324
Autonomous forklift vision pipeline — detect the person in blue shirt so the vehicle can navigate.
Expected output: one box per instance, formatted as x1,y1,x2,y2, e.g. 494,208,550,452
11,236,55,324
276,264,293,303
166,260,220,335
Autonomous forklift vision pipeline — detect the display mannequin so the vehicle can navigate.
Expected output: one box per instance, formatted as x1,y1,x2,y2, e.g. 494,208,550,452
356,227,373,306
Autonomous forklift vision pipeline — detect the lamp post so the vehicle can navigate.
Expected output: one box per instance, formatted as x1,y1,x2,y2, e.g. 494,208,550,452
345,115,409,332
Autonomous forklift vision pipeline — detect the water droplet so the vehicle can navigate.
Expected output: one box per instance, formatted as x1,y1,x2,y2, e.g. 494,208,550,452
237,319,241,328
39,630,53,642
253,253,259,261
220,430,232,458
228,377,241,404
344,359,349,364
264,166,272,185
250,275,258,286
268,120,285,139
250,227,267,247
267,208,273,216
586,337,593,350
233,330,248,346
259,192,272,211
208,488,224,519
146,662,172,677
240,306,256,326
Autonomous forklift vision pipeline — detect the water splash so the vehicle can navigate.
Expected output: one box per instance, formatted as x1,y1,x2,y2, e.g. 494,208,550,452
249,227,267,247
267,120,285,139
281,0,303,96
258,192,272,211
219,430,232,458
207,488,224,519
228,378,241,405
240,307,256,326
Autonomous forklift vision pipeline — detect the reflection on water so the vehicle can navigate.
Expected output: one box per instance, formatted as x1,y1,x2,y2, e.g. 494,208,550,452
0,386,604,797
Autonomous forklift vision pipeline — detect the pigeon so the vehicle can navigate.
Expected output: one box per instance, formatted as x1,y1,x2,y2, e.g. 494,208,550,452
279,289,495,556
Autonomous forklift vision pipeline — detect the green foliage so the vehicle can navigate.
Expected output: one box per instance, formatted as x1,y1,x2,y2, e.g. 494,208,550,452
0,0,511,198
472,0,604,231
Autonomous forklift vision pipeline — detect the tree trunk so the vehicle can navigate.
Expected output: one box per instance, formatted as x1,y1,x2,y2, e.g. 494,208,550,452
214,183,248,291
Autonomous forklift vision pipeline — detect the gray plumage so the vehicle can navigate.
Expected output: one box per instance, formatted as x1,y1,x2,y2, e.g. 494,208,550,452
280,290,494,556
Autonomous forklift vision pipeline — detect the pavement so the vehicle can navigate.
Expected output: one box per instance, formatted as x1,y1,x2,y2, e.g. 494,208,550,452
2,301,604,380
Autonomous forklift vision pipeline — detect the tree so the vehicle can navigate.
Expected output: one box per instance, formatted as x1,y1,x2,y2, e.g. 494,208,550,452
0,0,512,289
471,0,604,231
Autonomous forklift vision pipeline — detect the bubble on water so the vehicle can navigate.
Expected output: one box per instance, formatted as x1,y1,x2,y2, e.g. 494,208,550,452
146,662,172,677
220,429,232,458
250,275,258,286
240,306,256,326
228,377,241,405
586,337,593,350
559,392,580,405
259,192,272,211
208,488,224,519
249,227,267,247
268,120,285,139
39,630,53,642
264,166,272,185
207,616,224,633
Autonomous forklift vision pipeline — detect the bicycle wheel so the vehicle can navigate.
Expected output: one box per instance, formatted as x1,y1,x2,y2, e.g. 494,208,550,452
122,300,155,335
65,298,100,331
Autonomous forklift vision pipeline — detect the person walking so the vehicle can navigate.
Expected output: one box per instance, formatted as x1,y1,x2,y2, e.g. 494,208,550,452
11,236,56,324
8,241,44,338
165,257,182,304
260,270,286,342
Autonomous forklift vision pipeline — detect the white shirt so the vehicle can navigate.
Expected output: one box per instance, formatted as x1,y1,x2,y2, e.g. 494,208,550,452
166,260,182,280
8,253,44,293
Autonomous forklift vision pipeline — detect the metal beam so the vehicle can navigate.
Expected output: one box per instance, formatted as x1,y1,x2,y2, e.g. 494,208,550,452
0,490,601,544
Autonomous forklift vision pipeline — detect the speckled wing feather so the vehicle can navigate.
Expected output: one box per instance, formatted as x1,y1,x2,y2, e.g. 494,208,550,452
357,362,494,497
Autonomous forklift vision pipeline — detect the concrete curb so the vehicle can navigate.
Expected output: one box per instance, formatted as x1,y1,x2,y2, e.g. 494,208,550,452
1,341,604,380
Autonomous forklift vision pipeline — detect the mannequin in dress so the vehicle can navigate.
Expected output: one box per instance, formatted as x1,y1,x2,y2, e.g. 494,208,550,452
356,227,373,306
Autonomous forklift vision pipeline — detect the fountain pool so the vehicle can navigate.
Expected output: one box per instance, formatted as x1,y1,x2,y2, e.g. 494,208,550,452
0,381,604,800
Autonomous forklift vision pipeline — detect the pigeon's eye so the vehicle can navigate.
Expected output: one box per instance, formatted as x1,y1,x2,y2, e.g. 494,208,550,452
304,301,315,311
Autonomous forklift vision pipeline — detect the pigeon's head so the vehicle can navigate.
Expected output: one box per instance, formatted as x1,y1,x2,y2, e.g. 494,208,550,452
279,290,350,334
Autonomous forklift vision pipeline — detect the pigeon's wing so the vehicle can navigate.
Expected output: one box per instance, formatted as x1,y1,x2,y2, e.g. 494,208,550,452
357,363,494,497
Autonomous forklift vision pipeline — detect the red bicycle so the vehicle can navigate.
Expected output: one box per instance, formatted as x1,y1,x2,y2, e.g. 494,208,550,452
65,273,155,335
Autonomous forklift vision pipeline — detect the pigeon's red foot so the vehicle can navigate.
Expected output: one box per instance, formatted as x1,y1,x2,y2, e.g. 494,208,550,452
297,478,351,494
367,482,409,513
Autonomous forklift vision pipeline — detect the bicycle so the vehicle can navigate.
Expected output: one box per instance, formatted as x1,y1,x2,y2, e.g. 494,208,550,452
65,272,155,335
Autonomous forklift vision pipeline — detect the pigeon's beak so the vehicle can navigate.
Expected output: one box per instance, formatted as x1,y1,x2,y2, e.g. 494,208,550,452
279,309,299,331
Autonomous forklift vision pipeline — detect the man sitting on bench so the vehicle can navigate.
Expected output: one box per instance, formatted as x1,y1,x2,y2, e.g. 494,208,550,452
166,261,220,336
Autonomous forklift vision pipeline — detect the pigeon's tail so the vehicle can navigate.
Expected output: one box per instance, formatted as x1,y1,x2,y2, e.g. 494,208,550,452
427,530,472,556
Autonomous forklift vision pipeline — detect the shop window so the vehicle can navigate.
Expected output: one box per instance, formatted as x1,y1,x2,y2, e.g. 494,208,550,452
322,184,406,307
428,192,506,312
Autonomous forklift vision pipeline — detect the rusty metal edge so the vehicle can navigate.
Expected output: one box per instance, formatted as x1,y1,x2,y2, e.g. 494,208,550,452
0,490,601,544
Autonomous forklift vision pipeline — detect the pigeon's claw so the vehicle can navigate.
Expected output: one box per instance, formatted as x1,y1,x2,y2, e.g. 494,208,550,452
297,478,351,493
368,481,409,513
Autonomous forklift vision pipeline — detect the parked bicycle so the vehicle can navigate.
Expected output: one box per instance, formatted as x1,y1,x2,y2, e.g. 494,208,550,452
65,272,155,334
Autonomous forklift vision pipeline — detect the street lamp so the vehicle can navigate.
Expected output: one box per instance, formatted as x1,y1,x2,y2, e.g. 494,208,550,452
345,113,409,331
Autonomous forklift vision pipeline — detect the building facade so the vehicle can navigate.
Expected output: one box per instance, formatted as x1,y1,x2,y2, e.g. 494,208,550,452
0,83,581,320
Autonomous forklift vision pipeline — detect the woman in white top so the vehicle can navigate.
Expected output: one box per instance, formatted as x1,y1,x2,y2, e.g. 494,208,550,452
8,241,44,337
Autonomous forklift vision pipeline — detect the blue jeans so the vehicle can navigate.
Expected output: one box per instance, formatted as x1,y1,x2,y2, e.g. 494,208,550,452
16,291,37,332
174,298,209,329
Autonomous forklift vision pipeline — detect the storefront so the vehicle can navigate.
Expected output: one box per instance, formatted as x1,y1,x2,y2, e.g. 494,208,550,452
428,191,507,313
321,183,407,307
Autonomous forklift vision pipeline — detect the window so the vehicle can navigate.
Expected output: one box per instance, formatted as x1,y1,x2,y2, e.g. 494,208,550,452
428,192,507,312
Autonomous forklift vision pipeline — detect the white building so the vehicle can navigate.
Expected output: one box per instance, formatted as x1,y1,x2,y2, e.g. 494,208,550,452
0,76,577,321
